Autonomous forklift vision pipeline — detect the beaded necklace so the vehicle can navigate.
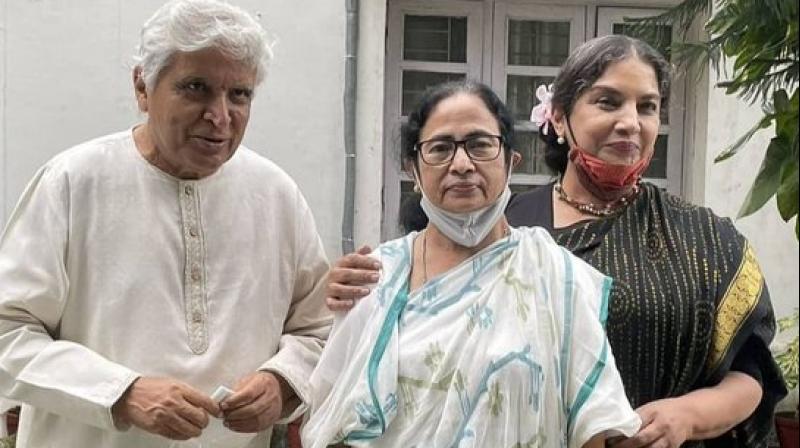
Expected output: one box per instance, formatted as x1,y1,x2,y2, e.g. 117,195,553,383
554,180,639,217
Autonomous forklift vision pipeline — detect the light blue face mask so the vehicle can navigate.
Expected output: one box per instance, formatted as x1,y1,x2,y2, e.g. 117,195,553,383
416,164,513,248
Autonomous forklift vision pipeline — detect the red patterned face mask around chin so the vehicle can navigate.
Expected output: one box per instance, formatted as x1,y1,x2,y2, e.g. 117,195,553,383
568,146,651,198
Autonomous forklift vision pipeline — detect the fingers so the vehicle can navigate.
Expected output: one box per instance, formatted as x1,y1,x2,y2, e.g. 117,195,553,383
183,387,222,419
328,266,381,291
220,372,284,433
222,371,280,413
328,285,391,309
175,400,210,430
327,281,372,300
334,248,380,270
325,251,381,311
223,394,280,433
160,410,205,440
612,415,660,448
221,376,263,411
326,296,354,311
222,390,259,416
223,396,270,421
114,376,219,440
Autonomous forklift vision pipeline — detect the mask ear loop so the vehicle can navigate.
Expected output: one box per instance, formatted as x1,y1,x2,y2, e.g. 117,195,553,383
408,148,425,195
505,151,515,186
562,114,592,186
564,115,581,150
411,163,428,198
556,115,579,186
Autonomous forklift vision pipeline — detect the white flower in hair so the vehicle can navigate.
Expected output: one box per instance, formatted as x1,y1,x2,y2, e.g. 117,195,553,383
530,83,554,135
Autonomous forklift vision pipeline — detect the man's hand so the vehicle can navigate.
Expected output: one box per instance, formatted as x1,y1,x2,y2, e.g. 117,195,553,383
325,245,381,311
112,376,221,440
608,398,692,448
220,371,291,433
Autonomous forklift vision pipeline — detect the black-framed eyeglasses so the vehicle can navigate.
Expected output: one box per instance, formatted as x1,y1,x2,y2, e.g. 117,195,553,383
414,134,504,165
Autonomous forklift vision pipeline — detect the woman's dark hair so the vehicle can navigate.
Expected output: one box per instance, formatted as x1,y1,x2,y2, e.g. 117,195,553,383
399,192,428,232
541,35,672,174
400,80,516,171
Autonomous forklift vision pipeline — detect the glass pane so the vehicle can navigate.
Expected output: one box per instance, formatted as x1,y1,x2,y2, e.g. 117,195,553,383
404,15,467,63
644,134,668,179
508,20,571,66
612,23,672,61
401,71,466,116
612,23,672,125
507,75,555,122
513,130,553,176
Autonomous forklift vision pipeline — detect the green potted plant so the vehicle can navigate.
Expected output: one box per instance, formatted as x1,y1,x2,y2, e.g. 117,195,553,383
774,309,798,447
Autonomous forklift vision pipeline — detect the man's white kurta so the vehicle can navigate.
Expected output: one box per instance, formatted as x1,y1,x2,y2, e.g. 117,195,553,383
0,130,331,447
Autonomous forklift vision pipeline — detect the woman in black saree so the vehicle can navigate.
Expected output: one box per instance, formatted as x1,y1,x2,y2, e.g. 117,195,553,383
326,35,786,447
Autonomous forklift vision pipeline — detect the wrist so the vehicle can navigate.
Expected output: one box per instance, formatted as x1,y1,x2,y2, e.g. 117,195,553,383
273,373,295,402
111,379,137,430
668,396,698,440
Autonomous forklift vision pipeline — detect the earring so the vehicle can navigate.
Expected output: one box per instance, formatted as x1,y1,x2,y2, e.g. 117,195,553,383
557,135,565,145
413,184,421,193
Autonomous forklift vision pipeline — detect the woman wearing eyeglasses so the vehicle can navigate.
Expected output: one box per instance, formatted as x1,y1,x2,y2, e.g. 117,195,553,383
325,36,786,447
301,80,641,447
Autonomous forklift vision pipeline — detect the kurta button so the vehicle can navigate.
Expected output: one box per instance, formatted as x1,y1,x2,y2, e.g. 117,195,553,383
192,311,203,323
191,268,201,281
185,185,193,195
189,227,198,237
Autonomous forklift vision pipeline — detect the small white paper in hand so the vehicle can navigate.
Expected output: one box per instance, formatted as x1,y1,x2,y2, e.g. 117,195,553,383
210,385,233,403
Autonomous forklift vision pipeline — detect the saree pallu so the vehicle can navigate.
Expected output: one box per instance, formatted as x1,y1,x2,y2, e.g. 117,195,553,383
507,183,788,447
302,227,640,448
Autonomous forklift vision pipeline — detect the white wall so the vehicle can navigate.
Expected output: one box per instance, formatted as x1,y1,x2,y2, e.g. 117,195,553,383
353,1,387,249
702,71,799,321
0,0,346,259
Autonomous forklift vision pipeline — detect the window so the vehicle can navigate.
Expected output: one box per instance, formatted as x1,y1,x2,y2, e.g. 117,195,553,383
384,1,685,238
491,3,585,189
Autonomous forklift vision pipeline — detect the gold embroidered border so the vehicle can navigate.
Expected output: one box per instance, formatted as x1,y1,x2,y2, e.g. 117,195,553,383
707,242,763,372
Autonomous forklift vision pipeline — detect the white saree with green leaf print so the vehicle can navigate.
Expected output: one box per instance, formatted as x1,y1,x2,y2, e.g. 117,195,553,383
303,227,641,448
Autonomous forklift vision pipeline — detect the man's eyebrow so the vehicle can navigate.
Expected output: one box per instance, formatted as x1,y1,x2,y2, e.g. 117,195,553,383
175,76,206,84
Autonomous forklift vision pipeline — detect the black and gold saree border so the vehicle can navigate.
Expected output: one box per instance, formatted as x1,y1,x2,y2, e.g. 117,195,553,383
706,241,764,375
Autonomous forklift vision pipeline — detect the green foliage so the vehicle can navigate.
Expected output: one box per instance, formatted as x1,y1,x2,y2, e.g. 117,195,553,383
627,0,799,237
733,90,799,220
775,310,799,391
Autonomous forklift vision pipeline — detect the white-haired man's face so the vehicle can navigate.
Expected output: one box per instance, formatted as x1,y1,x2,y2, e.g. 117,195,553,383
133,48,257,179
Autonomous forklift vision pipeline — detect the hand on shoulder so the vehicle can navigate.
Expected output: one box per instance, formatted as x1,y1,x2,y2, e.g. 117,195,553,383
325,245,381,311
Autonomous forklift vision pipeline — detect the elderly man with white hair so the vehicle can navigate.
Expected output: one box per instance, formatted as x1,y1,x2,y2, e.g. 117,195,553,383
0,1,331,446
